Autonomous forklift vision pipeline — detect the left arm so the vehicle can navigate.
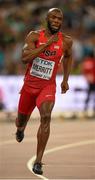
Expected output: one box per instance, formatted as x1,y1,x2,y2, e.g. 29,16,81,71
61,36,73,93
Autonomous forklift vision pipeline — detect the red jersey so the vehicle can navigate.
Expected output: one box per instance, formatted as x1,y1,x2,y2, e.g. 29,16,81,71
24,30,64,89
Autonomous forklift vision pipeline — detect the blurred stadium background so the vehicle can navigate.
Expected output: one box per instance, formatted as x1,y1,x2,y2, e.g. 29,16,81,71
0,0,95,121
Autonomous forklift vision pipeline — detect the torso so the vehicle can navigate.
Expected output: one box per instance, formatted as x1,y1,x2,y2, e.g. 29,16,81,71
24,29,64,89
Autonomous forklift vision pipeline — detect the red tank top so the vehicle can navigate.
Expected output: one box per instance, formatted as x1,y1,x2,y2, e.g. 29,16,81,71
24,30,64,89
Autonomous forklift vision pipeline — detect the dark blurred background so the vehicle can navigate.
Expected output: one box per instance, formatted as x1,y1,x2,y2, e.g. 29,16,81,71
0,0,95,75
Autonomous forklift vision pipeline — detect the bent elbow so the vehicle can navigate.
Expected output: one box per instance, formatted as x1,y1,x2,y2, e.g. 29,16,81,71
22,60,27,64
21,54,29,64
21,52,35,64
21,57,28,64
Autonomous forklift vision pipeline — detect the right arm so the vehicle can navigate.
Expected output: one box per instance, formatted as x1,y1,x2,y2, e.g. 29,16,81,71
22,31,58,64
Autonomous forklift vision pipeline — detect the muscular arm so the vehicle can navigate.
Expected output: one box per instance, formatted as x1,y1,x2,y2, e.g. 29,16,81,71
22,31,58,64
63,36,73,82
61,35,73,93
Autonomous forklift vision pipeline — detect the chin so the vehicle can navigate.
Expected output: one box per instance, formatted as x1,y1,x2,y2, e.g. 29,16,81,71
47,21,60,34
50,28,59,34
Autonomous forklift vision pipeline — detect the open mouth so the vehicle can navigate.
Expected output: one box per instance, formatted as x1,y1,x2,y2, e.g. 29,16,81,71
51,25,59,29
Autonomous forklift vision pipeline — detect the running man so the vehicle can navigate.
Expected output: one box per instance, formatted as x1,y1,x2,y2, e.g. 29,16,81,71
15,8,73,175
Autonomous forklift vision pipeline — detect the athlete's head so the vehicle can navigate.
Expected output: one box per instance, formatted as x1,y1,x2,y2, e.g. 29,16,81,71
46,8,63,34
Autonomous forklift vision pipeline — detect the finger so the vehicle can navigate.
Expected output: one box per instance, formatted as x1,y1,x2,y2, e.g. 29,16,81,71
61,89,66,94
61,88,69,94
61,90,66,94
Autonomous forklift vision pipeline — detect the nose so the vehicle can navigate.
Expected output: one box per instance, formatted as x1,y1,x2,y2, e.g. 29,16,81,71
54,17,59,23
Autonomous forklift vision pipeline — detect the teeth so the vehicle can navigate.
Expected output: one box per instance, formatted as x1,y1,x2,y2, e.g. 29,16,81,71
53,27,58,29
52,25,58,28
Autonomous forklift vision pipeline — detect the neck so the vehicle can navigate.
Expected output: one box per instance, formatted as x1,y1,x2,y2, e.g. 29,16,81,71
45,28,58,38
45,29,52,38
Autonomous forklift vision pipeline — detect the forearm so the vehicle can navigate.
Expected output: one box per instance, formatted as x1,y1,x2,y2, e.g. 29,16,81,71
22,43,48,64
63,57,72,82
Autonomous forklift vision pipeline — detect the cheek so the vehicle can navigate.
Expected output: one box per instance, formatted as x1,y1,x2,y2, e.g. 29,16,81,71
49,17,54,23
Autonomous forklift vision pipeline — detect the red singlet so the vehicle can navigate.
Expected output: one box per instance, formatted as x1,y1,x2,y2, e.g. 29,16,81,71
18,30,64,114
24,29,64,89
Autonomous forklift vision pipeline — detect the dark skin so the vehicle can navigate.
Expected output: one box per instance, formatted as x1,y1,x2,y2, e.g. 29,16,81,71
16,8,73,163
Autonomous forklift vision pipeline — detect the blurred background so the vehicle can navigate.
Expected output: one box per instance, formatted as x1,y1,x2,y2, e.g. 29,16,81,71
0,0,95,120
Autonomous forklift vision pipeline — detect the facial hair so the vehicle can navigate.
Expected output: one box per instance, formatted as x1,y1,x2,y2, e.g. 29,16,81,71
47,20,61,34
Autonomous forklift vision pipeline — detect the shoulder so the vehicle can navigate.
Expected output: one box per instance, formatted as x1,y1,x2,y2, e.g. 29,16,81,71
26,30,40,42
62,33,73,48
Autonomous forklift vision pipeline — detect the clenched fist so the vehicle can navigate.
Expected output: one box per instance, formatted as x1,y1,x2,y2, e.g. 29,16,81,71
61,80,69,94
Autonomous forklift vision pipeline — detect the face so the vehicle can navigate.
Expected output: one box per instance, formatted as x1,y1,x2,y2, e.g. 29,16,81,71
47,10,63,34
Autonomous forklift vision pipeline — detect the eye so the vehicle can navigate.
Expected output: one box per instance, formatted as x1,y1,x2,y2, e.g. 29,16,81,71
51,15,62,21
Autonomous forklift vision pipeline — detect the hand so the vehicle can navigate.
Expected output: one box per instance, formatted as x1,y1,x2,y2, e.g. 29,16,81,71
61,81,69,94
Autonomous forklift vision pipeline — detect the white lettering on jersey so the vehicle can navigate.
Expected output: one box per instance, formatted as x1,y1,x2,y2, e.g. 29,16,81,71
39,42,46,45
54,45,59,49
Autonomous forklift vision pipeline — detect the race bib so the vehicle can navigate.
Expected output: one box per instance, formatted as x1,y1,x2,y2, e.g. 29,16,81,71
30,57,55,80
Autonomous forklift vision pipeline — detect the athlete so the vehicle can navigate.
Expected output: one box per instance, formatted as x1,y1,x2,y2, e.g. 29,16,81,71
15,8,73,175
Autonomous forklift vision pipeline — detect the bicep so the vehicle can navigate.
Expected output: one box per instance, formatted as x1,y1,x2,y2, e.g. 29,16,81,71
22,42,35,54
22,41,35,52
64,47,72,58
63,36,73,58
22,38,36,58
22,32,38,52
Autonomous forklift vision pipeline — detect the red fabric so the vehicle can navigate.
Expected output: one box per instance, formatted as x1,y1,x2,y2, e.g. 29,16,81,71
18,87,36,115
18,29,63,115
82,57,95,83
18,84,56,115
24,29,64,89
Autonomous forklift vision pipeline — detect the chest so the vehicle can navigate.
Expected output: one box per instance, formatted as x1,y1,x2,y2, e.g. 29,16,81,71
36,34,63,60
